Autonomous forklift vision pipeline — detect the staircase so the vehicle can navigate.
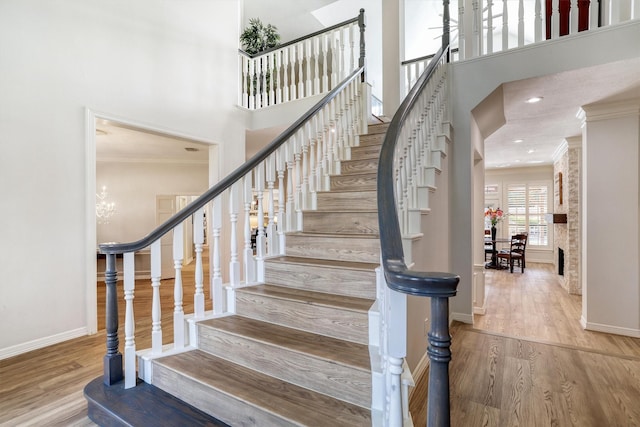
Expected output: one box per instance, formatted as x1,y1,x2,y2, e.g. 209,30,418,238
143,123,389,426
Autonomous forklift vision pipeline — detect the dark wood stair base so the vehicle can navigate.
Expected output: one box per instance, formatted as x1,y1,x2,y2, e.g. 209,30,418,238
84,376,229,427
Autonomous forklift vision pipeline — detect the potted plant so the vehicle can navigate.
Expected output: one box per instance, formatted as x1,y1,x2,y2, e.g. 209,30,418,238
240,19,281,104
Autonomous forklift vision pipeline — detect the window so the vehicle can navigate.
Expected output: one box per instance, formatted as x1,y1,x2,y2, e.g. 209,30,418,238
506,183,549,246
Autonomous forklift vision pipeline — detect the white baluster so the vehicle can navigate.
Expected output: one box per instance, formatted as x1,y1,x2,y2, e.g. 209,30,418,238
248,59,256,110
283,48,290,102
305,38,312,96
276,147,286,253
518,0,525,46
123,252,136,389
313,36,320,94
535,0,543,42
211,197,224,314
229,182,240,285
294,131,304,230
339,26,346,79
321,33,329,92
173,222,184,349
261,56,268,107
310,118,318,210
285,141,296,232
268,54,275,106
242,56,249,108
243,174,256,283
290,45,297,100
589,0,600,30
331,30,339,89
266,154,278,256
349,22,356,72
255,162,266,281
388,356,404,427
487,0,494,54
275,50,282,104
502,0,509,51
458,4,466,60
297,42,305,99
570,0,579,33
193,208,205,318
150,239,162,354
472,0,481,56
552,0,560,38
301,124,310,210
321,106,331,190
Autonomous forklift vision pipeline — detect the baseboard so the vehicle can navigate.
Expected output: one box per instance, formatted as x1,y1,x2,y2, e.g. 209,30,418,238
0,327,88,360
473,305,487,315
451,312,474,324
582,319,640,338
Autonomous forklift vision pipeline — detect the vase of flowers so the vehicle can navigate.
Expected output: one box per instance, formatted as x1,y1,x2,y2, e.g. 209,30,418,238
485,207,504,240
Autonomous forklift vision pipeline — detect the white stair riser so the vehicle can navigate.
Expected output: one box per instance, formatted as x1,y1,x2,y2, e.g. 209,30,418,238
235,291,370,345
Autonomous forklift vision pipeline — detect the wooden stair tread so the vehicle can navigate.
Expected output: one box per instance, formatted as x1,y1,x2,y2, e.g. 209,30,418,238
267,256,378,271
198,316,371,371
238,284,374,312
155,350,371,425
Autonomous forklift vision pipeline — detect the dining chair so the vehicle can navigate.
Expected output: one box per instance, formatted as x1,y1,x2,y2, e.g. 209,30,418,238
484,229,494,261
497,233,527,273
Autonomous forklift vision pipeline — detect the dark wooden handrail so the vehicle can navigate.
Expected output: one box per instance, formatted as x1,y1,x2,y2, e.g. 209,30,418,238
377,2,459,425
238,10,363,59
99,66,364,256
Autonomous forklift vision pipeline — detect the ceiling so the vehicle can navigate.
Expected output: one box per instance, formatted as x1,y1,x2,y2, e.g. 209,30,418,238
482,56,640,169
95,120,209,164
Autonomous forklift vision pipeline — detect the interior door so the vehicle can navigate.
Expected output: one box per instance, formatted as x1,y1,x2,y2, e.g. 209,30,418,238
156,195,176,279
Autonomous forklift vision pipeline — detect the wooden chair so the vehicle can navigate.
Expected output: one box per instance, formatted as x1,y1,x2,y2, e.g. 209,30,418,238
497,233,527,273
484,229,493,261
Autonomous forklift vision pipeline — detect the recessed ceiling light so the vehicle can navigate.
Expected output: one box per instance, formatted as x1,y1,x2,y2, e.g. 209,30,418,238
527,149,535,154
513,139,523,143
526,96,543,103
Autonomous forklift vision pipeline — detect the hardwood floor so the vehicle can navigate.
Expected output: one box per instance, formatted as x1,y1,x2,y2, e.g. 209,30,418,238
410,263,640,426
2,262,639,426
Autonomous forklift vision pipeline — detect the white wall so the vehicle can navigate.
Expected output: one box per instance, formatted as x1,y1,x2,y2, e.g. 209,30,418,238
96,162,209,245
450,19,640,322
0,0,244,358
581,100,640,337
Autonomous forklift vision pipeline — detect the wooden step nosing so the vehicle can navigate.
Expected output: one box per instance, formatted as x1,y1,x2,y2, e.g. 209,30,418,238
265,257,379,272
237,287,373,313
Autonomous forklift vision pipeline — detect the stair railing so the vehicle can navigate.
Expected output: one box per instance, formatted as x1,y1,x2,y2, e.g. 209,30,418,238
239,9,365,110
454,0,637,61
98,43,368,390
377,2,460,426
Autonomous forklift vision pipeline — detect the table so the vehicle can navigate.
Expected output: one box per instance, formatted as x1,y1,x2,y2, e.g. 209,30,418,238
484,237,510,270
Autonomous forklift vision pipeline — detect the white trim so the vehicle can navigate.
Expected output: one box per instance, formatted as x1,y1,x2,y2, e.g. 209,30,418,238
86,108,219,338
451,312,474,324
582,319,640,338
0,328,88,360
97,157,209,165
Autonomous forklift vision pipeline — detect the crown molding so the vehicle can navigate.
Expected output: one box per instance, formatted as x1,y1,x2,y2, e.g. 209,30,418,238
579,99,640,123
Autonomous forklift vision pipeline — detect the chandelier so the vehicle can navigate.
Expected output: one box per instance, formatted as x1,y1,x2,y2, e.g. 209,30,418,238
96,185,116,224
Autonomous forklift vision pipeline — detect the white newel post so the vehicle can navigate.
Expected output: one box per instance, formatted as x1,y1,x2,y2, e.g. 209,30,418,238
211,197,224,314
243,174,256,283
123,252,136,389
173,223,185,349
193,208,205,318
150,239,162,354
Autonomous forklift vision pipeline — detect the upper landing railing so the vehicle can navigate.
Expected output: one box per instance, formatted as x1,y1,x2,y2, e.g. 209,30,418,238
239,10,365,110
402,0,639,95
